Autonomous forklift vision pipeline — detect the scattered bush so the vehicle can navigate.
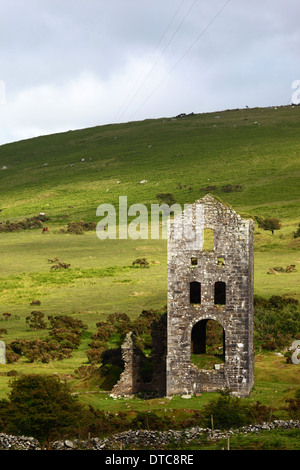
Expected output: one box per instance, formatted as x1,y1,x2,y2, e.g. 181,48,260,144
202,390,273,430
48,258,71,270
293,223,300,238
285,389,300,419
0,215,49,233
48,315,88,350
6,315,88,364
2,313,12,321
26,311,48,330
221,184,243,193
131,411,175,431
267,265,296,274
5,348,20,364
86,347,107,365
132,258,150,268
74,365,98,379
199,185,218,192
59,221,96,234
156,193,176,206
254,295,300,351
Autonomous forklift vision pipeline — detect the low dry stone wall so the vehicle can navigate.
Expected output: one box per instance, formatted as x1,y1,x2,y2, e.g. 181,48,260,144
0,433,41,450
0,421,298,450
84,420,299,450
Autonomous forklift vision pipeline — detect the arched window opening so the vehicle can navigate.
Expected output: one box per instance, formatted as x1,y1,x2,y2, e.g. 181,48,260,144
191,319,225,370
190,281,201,304
214,281,226,305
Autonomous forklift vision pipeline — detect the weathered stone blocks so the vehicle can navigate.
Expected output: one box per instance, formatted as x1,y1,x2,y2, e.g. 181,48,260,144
167,195,254,397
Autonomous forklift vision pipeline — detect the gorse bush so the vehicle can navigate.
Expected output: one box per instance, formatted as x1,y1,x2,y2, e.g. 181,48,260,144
254,296,300,351
26,311,48,330
86,308,165,365
7,315,88,364
131,411,175,431
132,258,150,268
293,223,300,238
59,220,96,234
285,389,300,419
156,192,176,205
0,215,49,232
202,390,273,430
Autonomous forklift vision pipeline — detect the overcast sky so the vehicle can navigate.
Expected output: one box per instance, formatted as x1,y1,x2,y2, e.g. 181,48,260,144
0,0,299,146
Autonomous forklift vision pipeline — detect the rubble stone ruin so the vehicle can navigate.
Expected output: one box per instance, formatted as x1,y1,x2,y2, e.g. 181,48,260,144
0,341,6,365
167,194,255,397
112,194,254,398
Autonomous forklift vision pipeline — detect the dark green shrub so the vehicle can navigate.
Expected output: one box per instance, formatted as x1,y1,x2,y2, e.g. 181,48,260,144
285,390,300,419
132,258,150,268
202,391,272,430
156,192,176,206
221,184,243,193
254,296,300,351
26,311,48,330
0,374,84,447
131,411,174,431
293,223,300,238
86,347,106,364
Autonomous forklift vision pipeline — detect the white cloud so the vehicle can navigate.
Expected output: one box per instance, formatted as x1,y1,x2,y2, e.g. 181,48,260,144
0,57,169,144
0,0,299,145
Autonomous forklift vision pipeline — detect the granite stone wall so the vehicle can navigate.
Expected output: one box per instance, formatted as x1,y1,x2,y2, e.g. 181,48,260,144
167,194,255,397
112,195,254,398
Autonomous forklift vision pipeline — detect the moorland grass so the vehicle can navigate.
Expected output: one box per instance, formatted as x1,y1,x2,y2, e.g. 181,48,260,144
0,106,299,223
0,105,299,435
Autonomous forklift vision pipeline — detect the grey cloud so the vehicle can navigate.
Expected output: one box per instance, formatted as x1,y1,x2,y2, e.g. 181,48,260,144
0,0,299,145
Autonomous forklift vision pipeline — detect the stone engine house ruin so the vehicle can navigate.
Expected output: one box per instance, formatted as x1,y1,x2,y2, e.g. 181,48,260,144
112,194,255,398
167,194,254,397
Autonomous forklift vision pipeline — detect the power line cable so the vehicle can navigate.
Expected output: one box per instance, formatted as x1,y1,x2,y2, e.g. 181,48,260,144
112,0,187,123
129,0,232,121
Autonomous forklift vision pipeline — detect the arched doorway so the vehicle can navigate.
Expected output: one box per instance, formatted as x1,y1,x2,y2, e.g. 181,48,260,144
191,319,225,369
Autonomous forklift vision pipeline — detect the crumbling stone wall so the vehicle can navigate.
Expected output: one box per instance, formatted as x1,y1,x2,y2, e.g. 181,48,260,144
111,332,145,397
167,194,255,397
149,312,167,396
111,313,167,397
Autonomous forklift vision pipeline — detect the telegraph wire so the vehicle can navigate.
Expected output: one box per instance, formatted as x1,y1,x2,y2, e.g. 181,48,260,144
129,0,232,121
113,0,197,123
112,0,187,123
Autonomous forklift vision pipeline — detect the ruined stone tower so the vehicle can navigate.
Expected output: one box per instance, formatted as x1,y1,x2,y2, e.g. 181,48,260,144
167,194,254,397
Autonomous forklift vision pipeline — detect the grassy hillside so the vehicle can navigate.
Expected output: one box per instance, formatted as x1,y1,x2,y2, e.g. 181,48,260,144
0,105,299,426
0,105,299,223
0,104,299,315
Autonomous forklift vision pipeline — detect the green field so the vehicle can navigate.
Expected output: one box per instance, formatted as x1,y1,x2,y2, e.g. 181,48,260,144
0,105,299,435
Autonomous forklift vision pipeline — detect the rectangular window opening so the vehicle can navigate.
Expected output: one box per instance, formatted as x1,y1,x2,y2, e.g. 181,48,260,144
190,281,201,305
202,228,214,252
214,281,226,305
217,257,225,266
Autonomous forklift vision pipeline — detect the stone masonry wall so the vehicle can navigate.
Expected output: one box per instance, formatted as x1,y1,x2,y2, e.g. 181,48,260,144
167,195,255,397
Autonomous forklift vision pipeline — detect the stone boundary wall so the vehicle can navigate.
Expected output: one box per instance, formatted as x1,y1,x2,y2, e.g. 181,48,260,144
0,420,298,450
